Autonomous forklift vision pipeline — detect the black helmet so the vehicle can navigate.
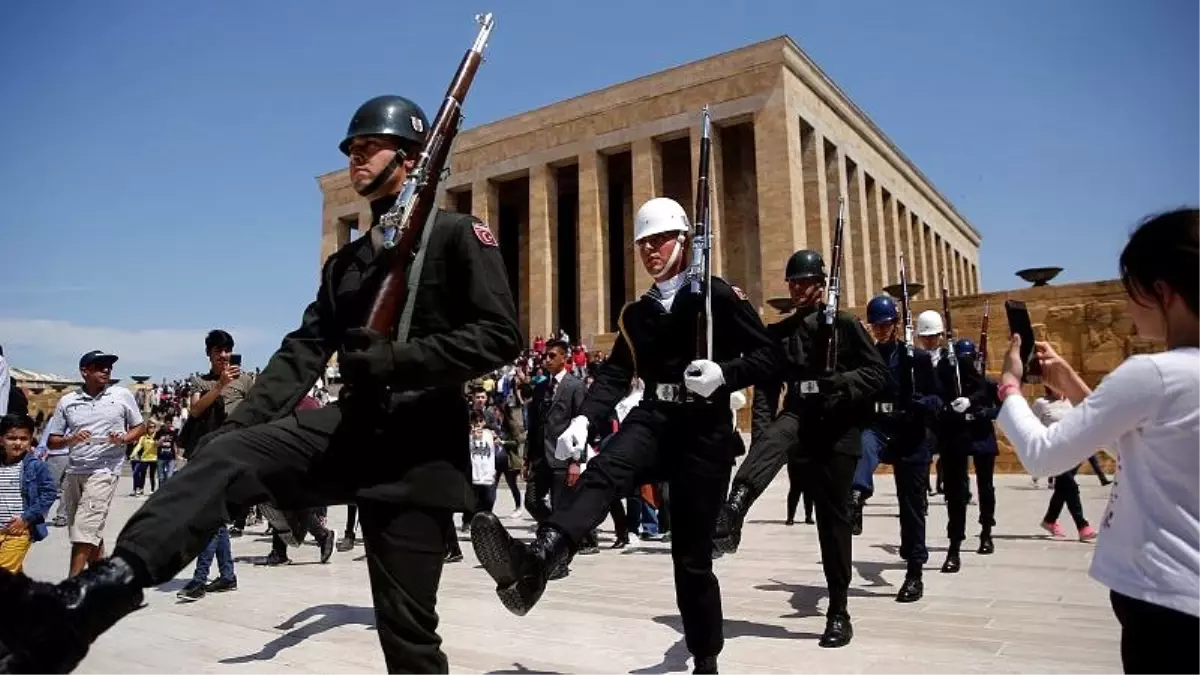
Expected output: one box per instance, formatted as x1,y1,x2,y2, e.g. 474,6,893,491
785,249,825,281
338,95,429,156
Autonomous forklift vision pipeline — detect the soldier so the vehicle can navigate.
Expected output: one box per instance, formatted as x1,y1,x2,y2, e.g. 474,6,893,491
851,295,942,602
0,94,522,674
935,337,1001,571
469,197,780,675
711,249,888,648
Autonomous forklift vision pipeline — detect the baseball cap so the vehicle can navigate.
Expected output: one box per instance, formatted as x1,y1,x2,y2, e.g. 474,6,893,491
79,350,119,369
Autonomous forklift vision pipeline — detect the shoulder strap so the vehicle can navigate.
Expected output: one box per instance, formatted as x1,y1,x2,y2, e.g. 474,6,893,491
616,301,639,378
396,191,446,343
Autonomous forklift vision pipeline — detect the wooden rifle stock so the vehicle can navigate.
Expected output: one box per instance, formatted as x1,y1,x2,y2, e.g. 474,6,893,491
690,106,713,361
366,13,495,336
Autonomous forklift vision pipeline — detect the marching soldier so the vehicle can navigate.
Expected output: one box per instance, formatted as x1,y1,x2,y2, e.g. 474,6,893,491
712,249,888,648
851,295,942,602
0,94,523,674
470,197,780,675
936,337,1001,570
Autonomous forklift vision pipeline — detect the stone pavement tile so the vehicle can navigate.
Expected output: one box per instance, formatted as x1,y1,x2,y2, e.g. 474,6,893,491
20,473,1124,673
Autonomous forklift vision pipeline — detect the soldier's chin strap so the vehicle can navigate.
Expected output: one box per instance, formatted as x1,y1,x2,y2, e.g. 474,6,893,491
651,233,687,281
354,149,408,197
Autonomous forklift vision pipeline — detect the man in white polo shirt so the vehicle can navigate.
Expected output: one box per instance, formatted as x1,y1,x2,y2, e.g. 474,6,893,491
46,351,146,576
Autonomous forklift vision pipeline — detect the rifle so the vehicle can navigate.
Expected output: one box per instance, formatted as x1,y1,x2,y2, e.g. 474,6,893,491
820,196,846,373
365,13,495,335
684,106,713,403
898,253,915,394
690,105,713,361
978,300,990,375
941,271,962,397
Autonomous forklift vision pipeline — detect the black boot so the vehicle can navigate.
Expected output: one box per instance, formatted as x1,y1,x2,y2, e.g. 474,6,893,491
471,512,571,616
940,545,962,574
336,532,356,553
0,557,144,673
818,612,853,648
713,483,753,555
693,654,718,674
977,528,994,555
849,490,865,537
895,567,924,603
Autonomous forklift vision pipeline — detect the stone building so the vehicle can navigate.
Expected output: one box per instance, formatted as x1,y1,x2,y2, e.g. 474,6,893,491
319,36,981,349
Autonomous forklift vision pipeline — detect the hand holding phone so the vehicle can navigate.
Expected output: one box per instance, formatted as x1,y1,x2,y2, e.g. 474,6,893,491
1004,300,1042,383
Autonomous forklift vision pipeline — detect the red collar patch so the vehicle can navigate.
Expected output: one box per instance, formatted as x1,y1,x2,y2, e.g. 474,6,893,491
473,222,498,247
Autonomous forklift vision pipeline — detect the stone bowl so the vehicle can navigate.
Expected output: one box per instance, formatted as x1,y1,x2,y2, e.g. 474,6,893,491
766,297,796,314
1016,267,1063,287
883,282,924,300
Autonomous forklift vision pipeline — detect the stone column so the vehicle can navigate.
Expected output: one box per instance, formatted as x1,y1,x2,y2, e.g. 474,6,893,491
846,161,872,306
527,164,557,341
471,179,499,235
833,148,857,305
692,122,725,278
873,180,889,288
630,137,662,294
753,90,809,310
577,151,609,348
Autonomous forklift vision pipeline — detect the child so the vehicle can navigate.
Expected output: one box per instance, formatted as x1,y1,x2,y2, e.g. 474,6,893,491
0,414,58,573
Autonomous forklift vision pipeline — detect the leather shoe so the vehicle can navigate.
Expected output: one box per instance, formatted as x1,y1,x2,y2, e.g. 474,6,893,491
849,490,864,536
895,576,924,603
819,613,853,648
713,483,752,554
0,557,144,673
940,552,961,574
471,512,571,616
693,654,718,674
977,531,994,555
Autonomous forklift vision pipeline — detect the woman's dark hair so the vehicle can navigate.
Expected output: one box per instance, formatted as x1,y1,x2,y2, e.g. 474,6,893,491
205,329,235,354
1119,208,1198,315
469,411,485,426
0,413,36,436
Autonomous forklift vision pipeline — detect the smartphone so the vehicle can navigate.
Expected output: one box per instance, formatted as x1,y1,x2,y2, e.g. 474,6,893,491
1003,300,1041,383
230,354,242,367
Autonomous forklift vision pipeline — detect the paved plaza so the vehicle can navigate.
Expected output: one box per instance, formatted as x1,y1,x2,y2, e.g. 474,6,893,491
23,467,1121,673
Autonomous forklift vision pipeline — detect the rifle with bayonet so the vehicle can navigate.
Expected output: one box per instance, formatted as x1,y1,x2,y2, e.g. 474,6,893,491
684,106,713,403
978,300,990,375
819,196,846,373
365,13,495,335
898,253,915,397
941,271,962,398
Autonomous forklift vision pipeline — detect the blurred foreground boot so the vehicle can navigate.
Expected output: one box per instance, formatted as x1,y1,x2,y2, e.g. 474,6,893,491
0,557,144,673
713,483,753,555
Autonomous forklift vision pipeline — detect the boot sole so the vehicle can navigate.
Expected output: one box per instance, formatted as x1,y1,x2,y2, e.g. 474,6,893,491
469,513,534,617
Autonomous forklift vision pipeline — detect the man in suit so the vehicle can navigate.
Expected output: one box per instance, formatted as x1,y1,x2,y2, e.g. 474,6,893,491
523,340,597,558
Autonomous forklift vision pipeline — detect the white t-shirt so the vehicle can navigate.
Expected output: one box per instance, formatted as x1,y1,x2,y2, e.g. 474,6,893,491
998,348,1199,617
46,386,144,476
469,429,497,486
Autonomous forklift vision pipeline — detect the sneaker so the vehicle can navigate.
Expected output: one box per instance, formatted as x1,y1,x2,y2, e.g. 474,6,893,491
445,551,464,563
508,507,526,519
1078,525,1098,542
1040,521,1066,538
176,579,207,602
205,577,237,593
51,515,67,528
256,550,290,566
336,533,356,553
228,527,243,538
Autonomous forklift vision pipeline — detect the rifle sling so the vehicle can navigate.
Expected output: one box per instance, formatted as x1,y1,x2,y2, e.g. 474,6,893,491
396,187,445,343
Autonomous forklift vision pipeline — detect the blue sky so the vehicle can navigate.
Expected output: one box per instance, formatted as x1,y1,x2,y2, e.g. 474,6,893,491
1,0,1196,380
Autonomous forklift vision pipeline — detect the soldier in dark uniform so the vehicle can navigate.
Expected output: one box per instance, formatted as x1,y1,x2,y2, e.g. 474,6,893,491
470,197,780,675
851,295,942,602
711,249,888,648
935,337,1001,573
0,95,522,674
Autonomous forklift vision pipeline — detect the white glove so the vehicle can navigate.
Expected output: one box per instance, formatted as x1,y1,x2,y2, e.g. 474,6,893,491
554,416,590,461
684,359,725,399
951,397,971,414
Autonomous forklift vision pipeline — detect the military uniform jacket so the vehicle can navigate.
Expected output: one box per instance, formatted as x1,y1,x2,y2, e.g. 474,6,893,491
580,276,779,438
935,353,1000,455
751,306,889,455
869,341,942,440
223,197,522,507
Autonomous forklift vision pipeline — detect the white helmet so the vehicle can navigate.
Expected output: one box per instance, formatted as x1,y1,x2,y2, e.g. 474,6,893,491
916,310,945,336
634,197,690,242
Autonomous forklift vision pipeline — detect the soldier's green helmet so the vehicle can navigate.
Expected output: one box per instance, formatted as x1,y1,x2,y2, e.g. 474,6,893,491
785,249,826,281
338,95,430,156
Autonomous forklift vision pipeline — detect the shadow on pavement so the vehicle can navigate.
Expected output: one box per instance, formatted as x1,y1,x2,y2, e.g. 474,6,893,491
219,603,376,664
630,615,821,674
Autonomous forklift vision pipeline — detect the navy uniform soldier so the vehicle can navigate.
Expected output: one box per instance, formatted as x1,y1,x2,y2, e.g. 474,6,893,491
711,249,889,648
935,337,1001,572
0,94,522,674
470,197,781,675
852,295,943,602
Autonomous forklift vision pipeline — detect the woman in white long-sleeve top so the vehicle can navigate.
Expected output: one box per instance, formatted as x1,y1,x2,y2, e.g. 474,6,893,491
995,208,1198,675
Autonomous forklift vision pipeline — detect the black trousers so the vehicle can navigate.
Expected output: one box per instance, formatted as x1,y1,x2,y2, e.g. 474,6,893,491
785,459,813,523
1044,465,1089,528
732,411,857,617
1110,591,1199,674
894,460,930,568
939,451,996,544
524,455,554,523
271,508,332,558
114,407,454,674
547,404,734,659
